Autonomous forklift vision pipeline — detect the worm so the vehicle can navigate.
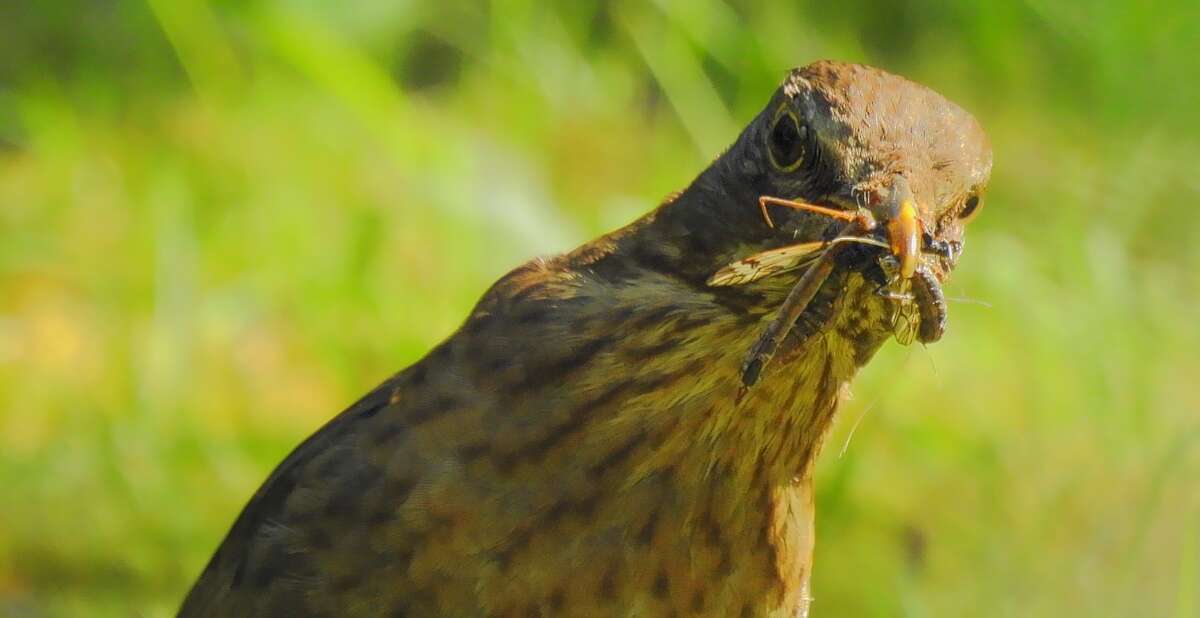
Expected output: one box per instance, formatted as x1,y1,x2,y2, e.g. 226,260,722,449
912,265,947,344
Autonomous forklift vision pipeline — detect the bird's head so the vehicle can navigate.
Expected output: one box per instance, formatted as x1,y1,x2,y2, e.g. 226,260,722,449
715,61,992,283
623,60,991,361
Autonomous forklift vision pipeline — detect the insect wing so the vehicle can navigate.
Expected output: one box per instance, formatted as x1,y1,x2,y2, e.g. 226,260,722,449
891,299,920,346
707,241,825,287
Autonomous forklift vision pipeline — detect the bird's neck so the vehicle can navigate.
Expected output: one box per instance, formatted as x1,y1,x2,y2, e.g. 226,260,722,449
625,275,886,489
549,159,894,485
617,164,775,287
576,203,890,489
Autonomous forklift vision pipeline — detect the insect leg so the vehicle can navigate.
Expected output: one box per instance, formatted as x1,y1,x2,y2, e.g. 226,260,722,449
876,288,913,301
739,219,869,390
740,248,838,389
924,238,962,262
758,196,860,229
871,257,911,300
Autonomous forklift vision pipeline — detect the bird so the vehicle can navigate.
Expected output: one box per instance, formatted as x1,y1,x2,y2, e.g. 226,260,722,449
179,60,992,617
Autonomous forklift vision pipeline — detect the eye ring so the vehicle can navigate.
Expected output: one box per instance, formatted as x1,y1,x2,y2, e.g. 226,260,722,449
767,108,807,172
959,194,982,221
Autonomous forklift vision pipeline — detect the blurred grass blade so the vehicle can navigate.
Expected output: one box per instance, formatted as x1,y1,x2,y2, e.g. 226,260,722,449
250,4,422,159
145,0,243,98
1178,515,1197,618
617,4,736,157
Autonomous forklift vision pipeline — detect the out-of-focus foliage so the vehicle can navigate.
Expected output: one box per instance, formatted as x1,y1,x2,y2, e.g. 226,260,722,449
2,1,1198,616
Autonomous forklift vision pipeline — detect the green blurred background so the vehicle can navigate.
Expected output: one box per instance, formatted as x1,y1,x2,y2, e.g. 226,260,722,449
2,1,1199,616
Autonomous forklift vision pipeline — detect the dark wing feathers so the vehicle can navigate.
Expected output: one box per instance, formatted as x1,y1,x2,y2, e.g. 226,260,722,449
179,378,399,616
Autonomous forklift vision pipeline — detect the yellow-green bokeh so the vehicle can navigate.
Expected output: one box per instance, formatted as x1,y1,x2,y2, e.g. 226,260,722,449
2,1,1198,616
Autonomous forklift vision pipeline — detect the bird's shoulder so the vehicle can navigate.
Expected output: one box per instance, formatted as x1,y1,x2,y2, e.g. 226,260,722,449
178,247,639,615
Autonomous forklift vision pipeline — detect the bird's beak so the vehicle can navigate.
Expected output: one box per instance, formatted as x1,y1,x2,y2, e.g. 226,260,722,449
879,177,921,279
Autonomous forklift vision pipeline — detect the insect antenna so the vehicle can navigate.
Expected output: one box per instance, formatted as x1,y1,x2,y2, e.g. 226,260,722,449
943,296,993,308
838,345,918,458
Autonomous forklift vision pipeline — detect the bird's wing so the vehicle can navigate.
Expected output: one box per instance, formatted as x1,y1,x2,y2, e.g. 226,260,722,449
179,259,612,616
178,379,403,617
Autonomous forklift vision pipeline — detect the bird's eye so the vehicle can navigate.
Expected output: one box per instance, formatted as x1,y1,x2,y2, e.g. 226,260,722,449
768,110,806,171
959,194,982,221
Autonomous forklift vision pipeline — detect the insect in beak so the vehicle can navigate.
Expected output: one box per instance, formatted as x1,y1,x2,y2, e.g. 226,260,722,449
873,187,950,348
710,188,952,394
